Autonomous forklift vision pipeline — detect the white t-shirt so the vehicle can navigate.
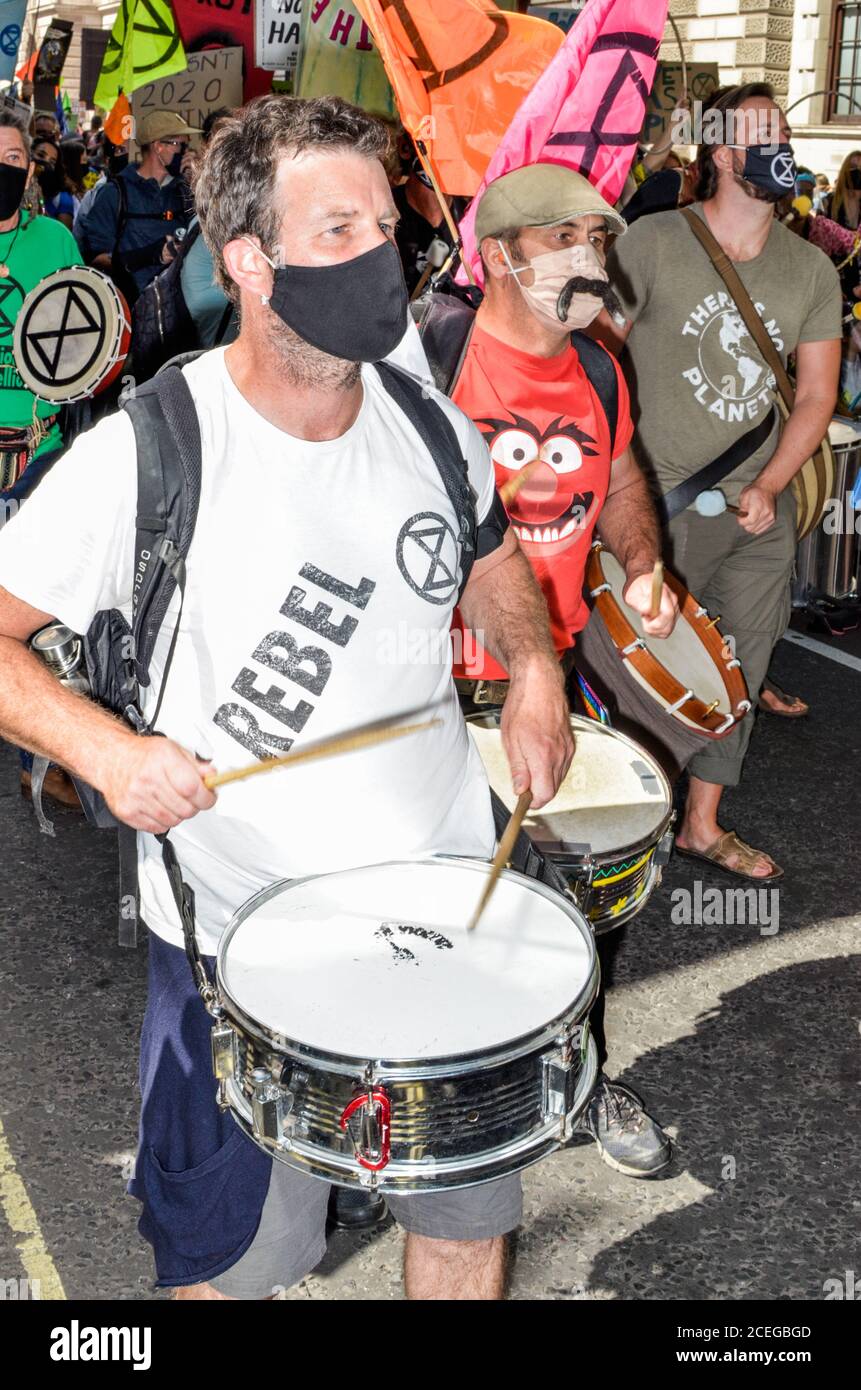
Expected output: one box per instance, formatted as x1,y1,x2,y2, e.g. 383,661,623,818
0,348,497,953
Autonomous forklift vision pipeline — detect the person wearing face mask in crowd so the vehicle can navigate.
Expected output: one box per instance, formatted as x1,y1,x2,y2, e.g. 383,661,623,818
72,138,129,240
417,164,679,1181
0,112,82,504
597,84,841,883
392,132,467,294
32,136,79,228
75,110,196,302
820,150,861,302
0,111,83,808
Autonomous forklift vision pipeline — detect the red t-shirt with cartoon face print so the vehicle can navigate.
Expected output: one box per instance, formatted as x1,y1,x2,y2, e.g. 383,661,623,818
451,323,633,680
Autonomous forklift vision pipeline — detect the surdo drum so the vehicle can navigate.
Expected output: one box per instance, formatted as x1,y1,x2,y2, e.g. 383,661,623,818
13,266,131,403
212,859,599,1192
469,714,674,933
585,543,750,738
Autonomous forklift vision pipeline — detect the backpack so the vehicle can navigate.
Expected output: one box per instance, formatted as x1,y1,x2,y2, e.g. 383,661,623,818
413,287,620,456
130,224,233,383
63,353,481,951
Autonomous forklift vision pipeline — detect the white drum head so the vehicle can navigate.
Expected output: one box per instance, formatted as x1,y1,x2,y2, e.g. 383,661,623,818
827,418,861,450
218,860,594,1062
470,716,670,855
600,550,730,720
13,267,127,403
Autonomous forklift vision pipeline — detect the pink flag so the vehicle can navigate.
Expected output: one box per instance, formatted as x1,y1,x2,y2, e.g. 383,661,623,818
458,0,670,283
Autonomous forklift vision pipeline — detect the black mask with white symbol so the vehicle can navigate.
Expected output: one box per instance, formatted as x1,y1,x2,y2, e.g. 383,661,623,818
730,143,797,202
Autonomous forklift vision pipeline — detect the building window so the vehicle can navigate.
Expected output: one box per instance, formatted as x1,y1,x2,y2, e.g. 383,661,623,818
828,3,861,121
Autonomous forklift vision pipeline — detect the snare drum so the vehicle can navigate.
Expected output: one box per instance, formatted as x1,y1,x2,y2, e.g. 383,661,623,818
13,266,131,403
212,858,599,1193
469,714,674,933
585,542,750,738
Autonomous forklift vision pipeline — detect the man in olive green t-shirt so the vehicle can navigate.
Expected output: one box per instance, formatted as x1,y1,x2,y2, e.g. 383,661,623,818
600,84,841,881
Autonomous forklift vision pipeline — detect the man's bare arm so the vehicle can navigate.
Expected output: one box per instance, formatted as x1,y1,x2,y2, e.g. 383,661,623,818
458,530,573,808
0,585,215,832
597,448,678,637
737,338,841,535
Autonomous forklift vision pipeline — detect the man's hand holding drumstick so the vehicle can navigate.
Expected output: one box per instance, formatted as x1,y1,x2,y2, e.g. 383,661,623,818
622,560,678,638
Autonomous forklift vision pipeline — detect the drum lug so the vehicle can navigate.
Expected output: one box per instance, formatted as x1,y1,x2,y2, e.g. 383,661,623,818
210,1015,237,1081
339,1088,392,1172
250,1067,294,1146
654,832,674,869
542,1046,577,1125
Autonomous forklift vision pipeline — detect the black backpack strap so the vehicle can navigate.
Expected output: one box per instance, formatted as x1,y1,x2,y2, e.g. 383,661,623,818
107,174,126,254
122,365,202,714
570,332,619,460
375,360,478,601
112,367,202,949
413,293,477,395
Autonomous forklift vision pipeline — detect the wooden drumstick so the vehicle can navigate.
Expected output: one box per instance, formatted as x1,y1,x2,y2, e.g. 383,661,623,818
499,459,540,508
467,790,533,933
204,716,441,791
649,559,664,620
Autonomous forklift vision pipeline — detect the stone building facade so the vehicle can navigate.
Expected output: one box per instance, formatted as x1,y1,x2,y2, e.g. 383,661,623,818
662,0,860,176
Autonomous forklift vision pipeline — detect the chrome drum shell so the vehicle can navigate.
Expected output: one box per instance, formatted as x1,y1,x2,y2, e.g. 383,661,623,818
213,859,600,1193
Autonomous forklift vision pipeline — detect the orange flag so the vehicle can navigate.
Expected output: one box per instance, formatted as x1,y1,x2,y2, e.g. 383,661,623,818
352,0,564,196
104,92,132,146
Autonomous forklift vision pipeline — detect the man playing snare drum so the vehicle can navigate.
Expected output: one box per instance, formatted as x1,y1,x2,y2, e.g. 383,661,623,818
418,165,680,1179
0,96,574,1301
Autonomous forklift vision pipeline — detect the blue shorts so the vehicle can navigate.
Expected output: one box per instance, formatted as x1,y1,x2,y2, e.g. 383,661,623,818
130,932,522,1296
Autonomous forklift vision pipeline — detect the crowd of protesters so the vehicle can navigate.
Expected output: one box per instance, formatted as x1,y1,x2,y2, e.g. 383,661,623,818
0,87,857,793
0,78,853,1302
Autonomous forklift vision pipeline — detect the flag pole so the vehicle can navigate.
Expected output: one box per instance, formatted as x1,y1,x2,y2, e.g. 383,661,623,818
416,140,476,287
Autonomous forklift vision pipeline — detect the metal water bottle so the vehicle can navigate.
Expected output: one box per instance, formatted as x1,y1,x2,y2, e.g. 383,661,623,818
29,622,89,695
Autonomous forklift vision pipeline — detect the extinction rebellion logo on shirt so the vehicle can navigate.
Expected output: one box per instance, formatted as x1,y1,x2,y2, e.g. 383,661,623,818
680,290,783,422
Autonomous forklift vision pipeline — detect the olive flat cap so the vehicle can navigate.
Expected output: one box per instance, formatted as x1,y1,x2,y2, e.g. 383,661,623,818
475,163,627,243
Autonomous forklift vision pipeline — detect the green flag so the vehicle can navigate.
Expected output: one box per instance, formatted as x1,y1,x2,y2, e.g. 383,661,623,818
61,91,72,116
94,0,186,109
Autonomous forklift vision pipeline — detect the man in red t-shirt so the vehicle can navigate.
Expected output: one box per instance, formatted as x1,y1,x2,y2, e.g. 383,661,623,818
450,163,677,681
437,165,679,1179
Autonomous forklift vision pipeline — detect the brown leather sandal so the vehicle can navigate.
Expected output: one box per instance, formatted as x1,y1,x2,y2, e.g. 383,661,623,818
757,681,809,718
675,830,784,883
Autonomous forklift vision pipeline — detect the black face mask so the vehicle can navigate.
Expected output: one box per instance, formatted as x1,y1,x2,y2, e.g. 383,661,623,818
731,143,797,201
255,239,409,363
849,168,861,192
108,151,128,177
164,149,185,178
37,164,63,199
0,164,28,219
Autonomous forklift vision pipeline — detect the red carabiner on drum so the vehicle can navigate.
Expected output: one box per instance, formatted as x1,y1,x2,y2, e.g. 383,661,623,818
339,1088,391,1172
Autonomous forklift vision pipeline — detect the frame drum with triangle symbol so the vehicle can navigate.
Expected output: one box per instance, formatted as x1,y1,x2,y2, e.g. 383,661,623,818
13,266,131,403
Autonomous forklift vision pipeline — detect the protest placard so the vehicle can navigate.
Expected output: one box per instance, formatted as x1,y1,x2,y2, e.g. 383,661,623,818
131,45,244,138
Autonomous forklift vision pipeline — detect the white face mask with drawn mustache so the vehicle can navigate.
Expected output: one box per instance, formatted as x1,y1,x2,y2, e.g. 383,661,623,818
498,239,609,332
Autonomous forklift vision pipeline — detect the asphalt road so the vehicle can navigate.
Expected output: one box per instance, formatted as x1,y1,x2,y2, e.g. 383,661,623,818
0,631,858,1302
